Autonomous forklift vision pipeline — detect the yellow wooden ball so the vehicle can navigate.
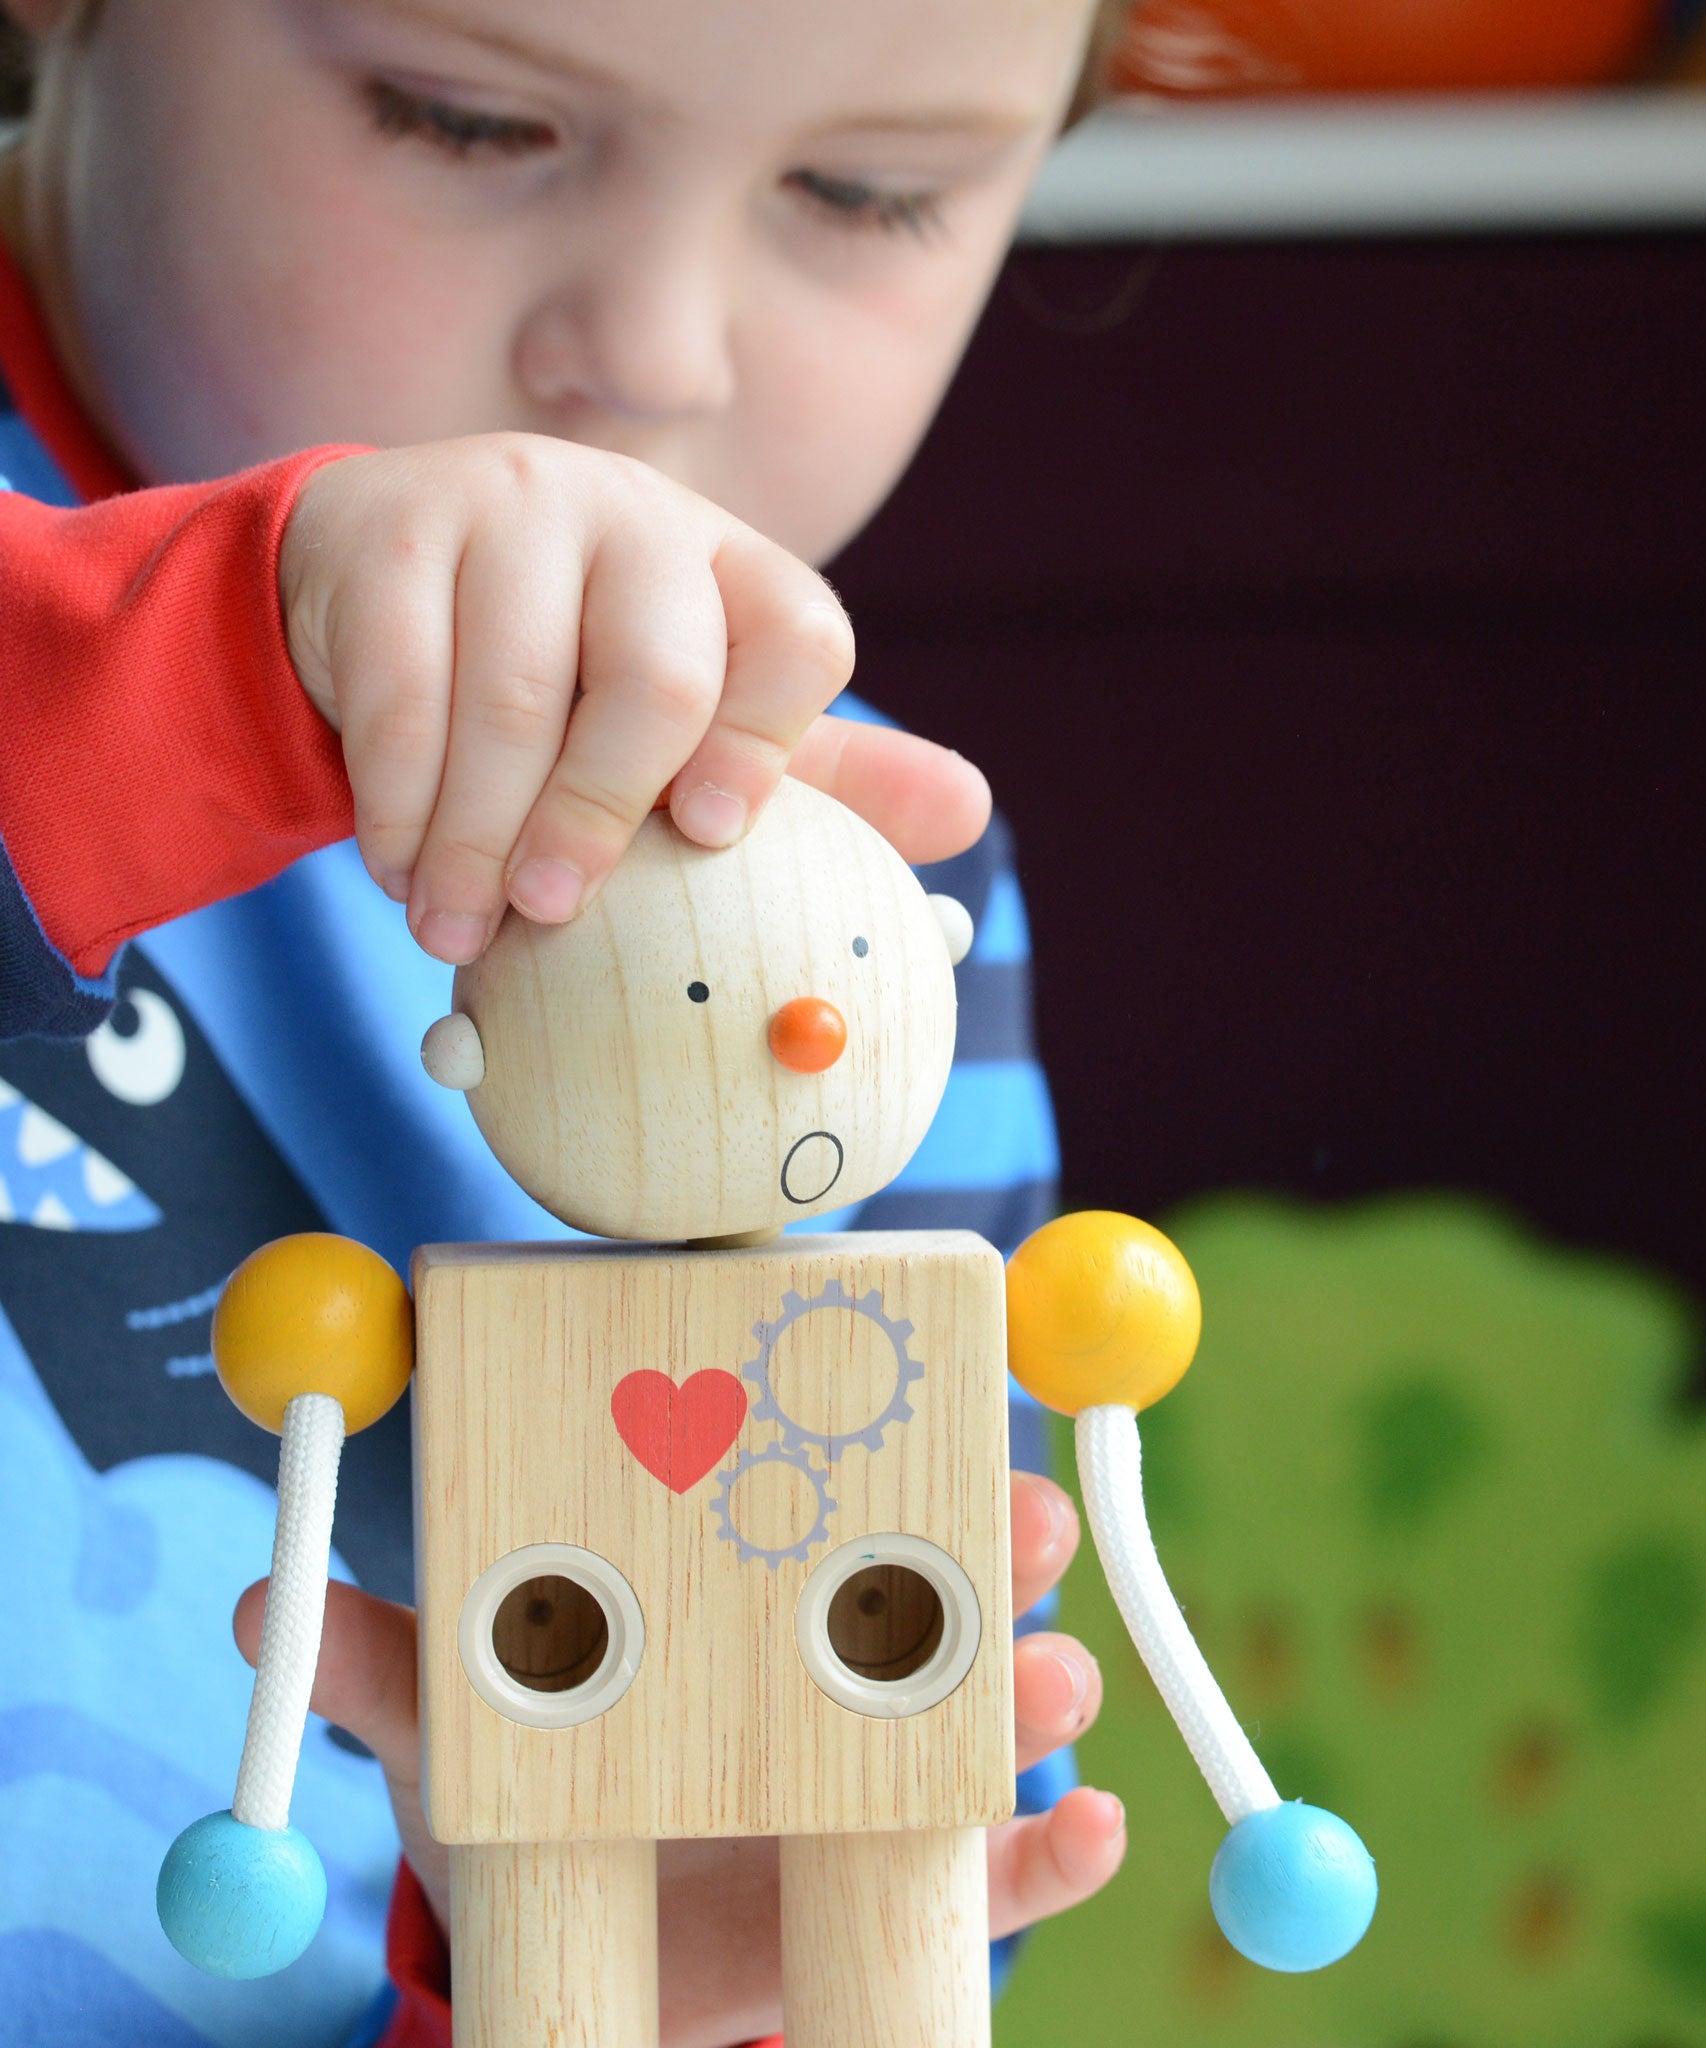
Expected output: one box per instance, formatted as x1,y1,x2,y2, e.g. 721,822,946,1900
213,1233,413,1435
1006,1211,1202,1416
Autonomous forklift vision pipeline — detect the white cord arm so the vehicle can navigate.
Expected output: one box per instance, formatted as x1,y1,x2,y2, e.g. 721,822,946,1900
1076,1402,1278,1825
232,1391,346,1833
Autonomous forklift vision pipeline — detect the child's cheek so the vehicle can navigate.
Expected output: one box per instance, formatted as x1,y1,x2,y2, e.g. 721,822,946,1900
735,266,1001,563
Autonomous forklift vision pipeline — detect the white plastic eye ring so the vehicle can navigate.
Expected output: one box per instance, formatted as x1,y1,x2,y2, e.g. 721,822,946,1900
458,1542,645,1730
794,1533,982,1720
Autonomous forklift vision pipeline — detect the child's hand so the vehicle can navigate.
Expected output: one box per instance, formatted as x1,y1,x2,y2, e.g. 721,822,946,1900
232,1470,1121,2048
280,437,991,965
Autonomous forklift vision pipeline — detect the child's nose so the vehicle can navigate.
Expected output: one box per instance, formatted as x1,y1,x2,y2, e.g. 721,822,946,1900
515,256,736,423
768,997,846,1074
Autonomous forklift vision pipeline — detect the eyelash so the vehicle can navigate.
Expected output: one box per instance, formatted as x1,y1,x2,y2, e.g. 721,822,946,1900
363,79,556,158
364,83,942,240
786,170,944,242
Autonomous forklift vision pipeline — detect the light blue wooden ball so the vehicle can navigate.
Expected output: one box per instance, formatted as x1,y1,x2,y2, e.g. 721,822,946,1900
1210,1801,1377,1972
157,1810,327,1979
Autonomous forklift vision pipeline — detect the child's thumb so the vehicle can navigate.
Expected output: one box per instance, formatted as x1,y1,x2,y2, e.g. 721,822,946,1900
232,1577,421,1788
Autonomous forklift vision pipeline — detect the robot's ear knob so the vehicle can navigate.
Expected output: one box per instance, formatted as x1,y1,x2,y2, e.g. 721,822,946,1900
928,892,974,965
1006,1211,1201,1417
213,1233,413,1434
1210,1803,1378,1972
421,1010,485,1090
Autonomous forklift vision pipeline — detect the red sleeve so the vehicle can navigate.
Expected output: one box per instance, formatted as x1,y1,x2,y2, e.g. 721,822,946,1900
377,1859,451,2048
375,1858,784,2048
0,446,363,977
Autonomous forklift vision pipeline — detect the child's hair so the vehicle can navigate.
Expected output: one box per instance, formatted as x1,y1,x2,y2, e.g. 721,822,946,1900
0,16,30,120
3,2,1130,131
1070,0,1133,125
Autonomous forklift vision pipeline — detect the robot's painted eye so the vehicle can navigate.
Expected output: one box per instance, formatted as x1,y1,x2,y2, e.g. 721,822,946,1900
851,937,869,958
687,982,710,1003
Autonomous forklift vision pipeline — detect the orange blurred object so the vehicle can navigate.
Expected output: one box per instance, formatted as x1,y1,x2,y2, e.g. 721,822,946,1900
767,996,848,1073
1110,0,1660,94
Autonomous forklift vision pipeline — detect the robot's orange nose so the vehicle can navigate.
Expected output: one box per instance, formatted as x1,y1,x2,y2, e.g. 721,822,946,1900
768,997,847,1073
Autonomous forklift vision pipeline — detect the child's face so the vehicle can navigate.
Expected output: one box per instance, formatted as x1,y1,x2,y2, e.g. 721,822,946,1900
23,0,1092,559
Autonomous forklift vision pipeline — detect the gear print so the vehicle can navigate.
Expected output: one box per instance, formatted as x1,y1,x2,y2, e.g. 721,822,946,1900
710,1443,837,1568
741,1277,925,1461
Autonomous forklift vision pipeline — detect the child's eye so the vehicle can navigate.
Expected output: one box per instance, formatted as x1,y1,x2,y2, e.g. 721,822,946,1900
785,169,944,242
363,78,558,160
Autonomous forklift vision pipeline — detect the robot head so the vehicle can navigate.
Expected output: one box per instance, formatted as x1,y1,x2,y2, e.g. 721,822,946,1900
421,778,972,1242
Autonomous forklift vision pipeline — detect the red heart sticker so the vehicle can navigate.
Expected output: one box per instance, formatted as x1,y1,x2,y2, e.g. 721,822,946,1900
610,1369,749,1494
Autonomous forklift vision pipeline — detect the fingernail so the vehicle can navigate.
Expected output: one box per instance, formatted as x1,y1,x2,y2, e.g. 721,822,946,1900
1046,1650,1090,1719
508,858,586,923
378,870,410,904
676,782,748,848
415,910,490,964
1018,1471,1073,1552
1100,1793,1126,1833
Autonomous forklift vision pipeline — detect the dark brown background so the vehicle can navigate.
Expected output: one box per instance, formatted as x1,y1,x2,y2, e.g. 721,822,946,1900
831,236,1705,1314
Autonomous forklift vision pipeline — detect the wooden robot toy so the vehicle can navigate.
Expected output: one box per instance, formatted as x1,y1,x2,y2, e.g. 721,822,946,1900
157,778,1377,2044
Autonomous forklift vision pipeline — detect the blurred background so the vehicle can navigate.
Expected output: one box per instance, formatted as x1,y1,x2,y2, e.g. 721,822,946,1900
829,6,1706,2043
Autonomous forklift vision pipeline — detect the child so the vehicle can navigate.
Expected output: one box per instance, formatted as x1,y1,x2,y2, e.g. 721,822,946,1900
0,1,1130,2042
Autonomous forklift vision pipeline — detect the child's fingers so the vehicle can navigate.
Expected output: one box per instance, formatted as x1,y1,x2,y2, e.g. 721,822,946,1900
325,542,458,905
664,526,855,849
232,1577,421,1793
506,516,728,921
1014,1630,1103,1776
1010,1469,1080,1620
405,516,586,963
656,1837,784,2044
786,716,992,865
986,1787,1128,1941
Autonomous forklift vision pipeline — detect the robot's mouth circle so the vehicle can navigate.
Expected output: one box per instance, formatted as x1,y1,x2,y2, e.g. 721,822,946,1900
781,1130,844,1206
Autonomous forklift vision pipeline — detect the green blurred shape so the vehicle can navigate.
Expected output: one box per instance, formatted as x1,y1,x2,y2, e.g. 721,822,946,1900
1633,1897,1706,2008
1358,1373,1489,1535
996,1193,1706,2048
1581,1535,1704,1729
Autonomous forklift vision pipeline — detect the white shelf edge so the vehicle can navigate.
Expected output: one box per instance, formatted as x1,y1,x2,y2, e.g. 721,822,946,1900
1018,90,1706,240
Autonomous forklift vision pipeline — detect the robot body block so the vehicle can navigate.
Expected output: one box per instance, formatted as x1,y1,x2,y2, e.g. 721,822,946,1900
413,1231,1014,1846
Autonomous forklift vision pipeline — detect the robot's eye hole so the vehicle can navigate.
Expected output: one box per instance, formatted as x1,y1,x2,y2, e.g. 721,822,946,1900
687,981,710,1004
851,936,869,958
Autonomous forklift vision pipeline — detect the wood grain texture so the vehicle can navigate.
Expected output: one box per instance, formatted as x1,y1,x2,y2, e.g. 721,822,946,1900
778,1827,990,2048
449,1838,657,2048
414,1233,1013,1843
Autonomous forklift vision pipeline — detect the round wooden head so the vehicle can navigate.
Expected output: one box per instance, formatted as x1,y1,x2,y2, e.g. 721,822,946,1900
423,779,972,1241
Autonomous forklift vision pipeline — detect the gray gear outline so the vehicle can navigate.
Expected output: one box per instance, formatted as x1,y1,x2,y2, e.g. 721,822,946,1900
742,1277,924,1461
711,1443,836,1569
